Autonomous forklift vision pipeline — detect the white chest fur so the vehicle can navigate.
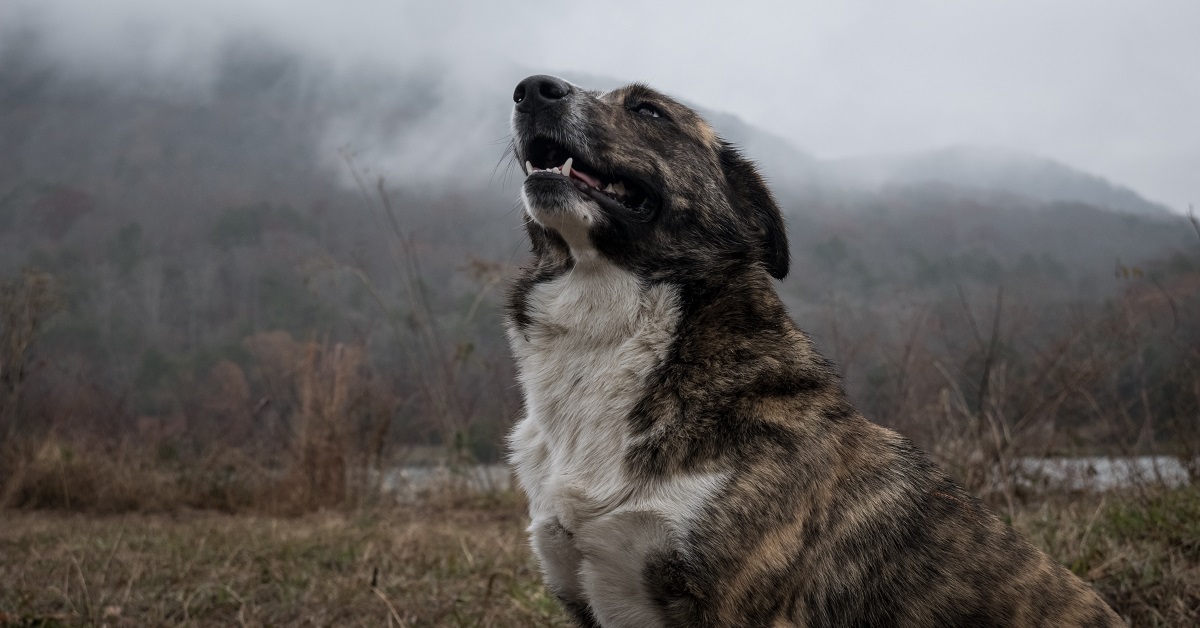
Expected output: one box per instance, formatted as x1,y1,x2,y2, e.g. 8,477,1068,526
507,259,729,626
507,258,723,529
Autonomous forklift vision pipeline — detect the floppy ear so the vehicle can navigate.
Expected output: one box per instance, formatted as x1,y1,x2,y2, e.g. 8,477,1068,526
719,144,790,279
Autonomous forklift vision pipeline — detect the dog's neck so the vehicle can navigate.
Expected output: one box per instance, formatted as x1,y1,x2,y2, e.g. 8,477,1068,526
512,247,795,343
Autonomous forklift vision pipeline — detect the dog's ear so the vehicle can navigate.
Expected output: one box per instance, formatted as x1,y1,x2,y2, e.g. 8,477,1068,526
719,143,790,279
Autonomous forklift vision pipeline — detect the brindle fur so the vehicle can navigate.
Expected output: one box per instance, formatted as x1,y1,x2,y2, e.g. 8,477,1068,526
506,75,1123,627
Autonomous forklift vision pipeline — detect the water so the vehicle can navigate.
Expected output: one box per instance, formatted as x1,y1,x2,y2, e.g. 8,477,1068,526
1012,456,1193,491
380,464,512,500
379,456,1193,500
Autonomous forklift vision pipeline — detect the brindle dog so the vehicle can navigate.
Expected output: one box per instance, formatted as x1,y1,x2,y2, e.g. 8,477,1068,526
505,74,1123,628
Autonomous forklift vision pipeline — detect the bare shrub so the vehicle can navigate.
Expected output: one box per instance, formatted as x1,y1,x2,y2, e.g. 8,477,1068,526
0,268,63,507
283,339,364,511
815,258,1199,515
242,331,419,513
0,268,61,437
337,151,514,469
1,434,268,513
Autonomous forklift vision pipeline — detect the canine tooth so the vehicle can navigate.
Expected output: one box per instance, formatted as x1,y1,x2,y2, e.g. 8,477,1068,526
525,161,534,176
562,157,573,177
603,183,615,193
613,181,626,196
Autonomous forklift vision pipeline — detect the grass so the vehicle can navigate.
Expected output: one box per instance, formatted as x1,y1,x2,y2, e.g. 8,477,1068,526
2,487,1198,626
0,494,569,627
1013,485,1200,627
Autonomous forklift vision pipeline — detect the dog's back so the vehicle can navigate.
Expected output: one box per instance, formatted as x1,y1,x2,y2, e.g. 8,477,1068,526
505,74,1123,627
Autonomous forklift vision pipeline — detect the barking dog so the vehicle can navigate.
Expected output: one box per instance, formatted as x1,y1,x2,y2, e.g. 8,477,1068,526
504,74,1123,628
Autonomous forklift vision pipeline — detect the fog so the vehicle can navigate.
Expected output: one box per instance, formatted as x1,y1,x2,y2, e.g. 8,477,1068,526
3,0,1196,211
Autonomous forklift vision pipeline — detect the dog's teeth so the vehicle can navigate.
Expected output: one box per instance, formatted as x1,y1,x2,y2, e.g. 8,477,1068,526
525,161,534,176
562,158,573,177
613,181,626,197
603,183,615,194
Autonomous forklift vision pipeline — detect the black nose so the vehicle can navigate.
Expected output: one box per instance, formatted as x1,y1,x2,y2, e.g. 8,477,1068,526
513,75,571,113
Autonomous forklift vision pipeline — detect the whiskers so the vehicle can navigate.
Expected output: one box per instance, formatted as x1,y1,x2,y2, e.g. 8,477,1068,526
490,135,521,187
505,199,534,267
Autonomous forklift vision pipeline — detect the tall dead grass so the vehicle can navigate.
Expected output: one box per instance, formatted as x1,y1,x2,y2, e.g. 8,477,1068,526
1,332,396,514
817,271,1200,515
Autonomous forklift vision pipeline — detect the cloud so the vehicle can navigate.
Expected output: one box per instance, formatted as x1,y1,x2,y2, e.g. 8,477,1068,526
3,0,1197,210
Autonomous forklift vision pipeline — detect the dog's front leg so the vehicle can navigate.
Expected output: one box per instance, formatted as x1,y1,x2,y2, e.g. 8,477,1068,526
529,516,601,627
574,510,690,628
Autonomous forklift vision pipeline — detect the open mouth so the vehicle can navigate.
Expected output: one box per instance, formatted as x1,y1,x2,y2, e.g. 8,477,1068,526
521,137,659,218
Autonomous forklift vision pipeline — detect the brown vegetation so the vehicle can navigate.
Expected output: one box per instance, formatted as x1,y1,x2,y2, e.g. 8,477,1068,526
0,498,568,627
0,487,1196,626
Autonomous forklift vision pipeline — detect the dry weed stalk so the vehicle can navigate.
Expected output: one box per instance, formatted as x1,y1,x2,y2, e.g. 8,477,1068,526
338,148,508,471
285,338,365,511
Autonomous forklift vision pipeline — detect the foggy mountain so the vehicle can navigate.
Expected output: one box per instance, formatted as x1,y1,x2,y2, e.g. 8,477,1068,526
2,32,1192,304
828,145,1171,216
2,31,1196,460
0,27,1174,225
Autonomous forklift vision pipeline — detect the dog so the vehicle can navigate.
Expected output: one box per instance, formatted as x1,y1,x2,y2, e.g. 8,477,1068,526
504,74,1123,628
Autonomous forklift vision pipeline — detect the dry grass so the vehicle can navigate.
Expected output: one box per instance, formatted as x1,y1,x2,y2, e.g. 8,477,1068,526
1,439,273,515
1014,487,1200,627
0,495,569,627
2,486,1198,626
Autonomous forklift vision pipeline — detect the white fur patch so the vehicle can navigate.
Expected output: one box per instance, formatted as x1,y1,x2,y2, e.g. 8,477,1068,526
507,228,727,621
519,192,599,256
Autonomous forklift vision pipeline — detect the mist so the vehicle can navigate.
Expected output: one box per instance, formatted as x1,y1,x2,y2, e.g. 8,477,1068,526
3,0,1196,210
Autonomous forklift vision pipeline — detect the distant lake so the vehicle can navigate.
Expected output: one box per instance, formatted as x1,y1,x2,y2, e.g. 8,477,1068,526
381,464,512,500
380,457,1193,499
1012,456,1193,491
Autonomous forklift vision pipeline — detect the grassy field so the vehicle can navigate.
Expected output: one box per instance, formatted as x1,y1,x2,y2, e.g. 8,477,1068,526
0,494,569,627
2,487,1198,627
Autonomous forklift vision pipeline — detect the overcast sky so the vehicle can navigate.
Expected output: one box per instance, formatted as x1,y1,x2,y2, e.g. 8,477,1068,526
4,0,1197,212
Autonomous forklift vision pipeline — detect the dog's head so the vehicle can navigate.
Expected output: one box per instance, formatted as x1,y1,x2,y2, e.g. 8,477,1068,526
511,75,789,282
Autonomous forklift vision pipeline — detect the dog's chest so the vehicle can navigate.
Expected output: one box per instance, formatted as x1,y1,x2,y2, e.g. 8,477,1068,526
507,262,680,520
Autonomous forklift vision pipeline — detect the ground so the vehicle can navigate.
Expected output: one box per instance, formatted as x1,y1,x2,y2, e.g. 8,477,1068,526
1,488,1197,627
0,494,568,627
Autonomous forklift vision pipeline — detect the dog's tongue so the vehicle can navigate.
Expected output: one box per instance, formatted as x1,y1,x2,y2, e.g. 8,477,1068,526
570,167,602,189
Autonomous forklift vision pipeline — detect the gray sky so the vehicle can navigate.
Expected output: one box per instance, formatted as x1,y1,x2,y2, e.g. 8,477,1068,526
5,0,1197,212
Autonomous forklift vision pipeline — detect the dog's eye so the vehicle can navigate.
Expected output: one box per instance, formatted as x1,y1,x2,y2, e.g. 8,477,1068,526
632,103,663,119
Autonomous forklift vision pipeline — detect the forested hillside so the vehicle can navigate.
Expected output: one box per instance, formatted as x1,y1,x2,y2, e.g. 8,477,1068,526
2,34,1196,474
